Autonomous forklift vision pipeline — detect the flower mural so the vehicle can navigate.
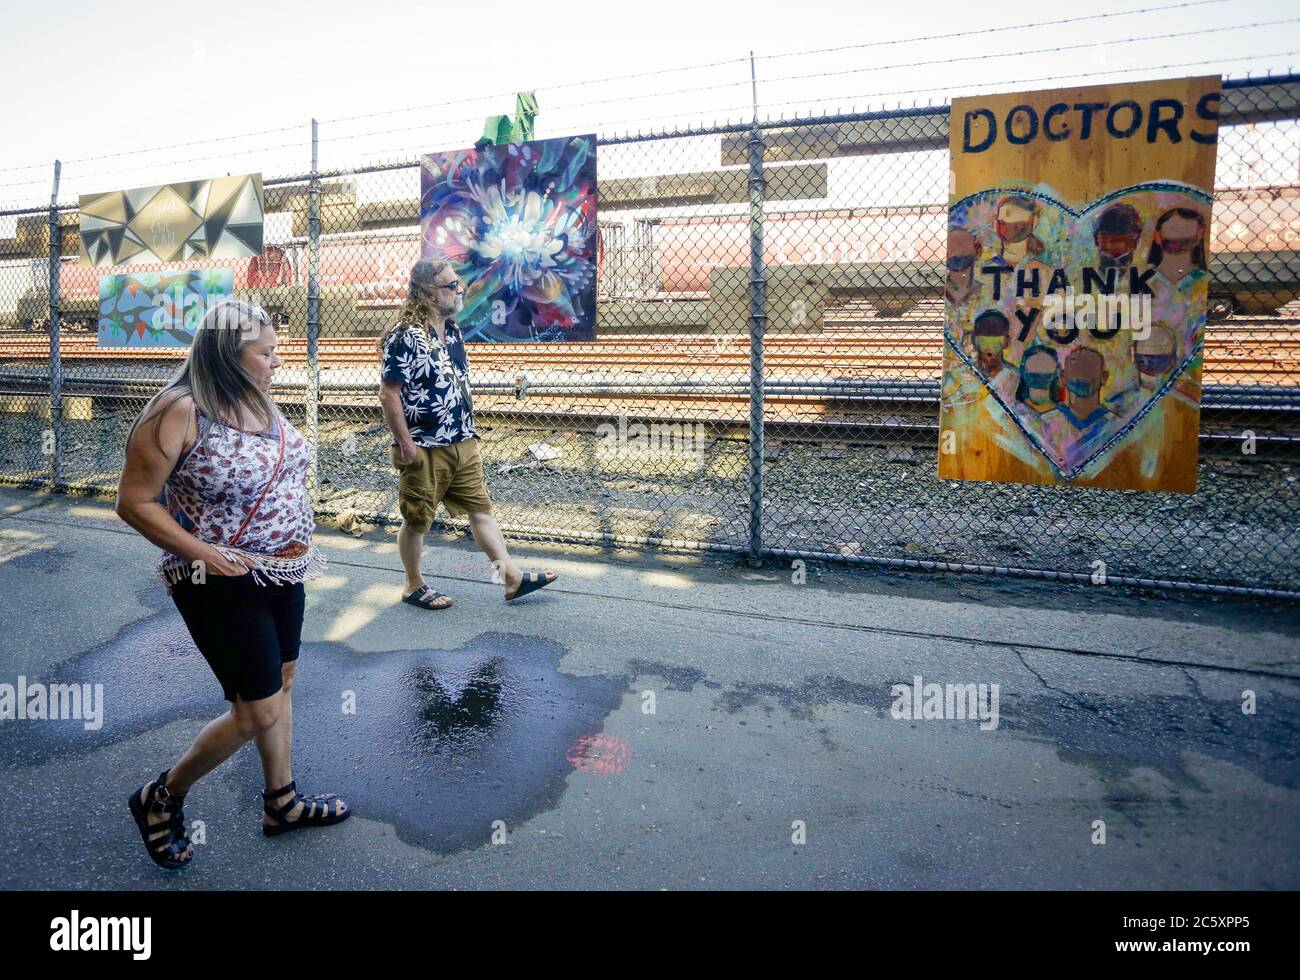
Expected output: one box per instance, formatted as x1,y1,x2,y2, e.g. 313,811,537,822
420,134,597,342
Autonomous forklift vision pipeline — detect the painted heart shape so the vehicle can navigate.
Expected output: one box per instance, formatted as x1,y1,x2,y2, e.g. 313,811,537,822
945,181,1210,482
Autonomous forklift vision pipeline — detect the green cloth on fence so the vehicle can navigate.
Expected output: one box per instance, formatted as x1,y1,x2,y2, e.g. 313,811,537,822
477,92,538,149
514,91,537,141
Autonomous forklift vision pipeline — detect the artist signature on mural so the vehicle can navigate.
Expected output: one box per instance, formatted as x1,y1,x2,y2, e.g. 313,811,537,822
148,196,185,252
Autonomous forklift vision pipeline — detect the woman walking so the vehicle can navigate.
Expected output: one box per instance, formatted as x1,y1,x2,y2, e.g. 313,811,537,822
115,299,349,870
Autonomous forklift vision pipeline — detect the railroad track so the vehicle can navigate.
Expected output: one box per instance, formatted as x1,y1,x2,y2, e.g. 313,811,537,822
3,327,1298,442
5,328,1300,364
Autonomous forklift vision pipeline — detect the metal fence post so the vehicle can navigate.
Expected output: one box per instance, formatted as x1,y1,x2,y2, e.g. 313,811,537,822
746,57,766,566
306,119,321,499
48,160,62,492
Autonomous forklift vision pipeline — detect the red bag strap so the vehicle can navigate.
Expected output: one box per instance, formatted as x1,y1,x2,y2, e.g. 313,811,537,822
228,413,287,549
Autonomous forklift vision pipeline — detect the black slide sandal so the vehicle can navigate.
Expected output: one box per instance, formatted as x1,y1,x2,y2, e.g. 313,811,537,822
401,584,453,610
262,780,351,837
127,769,193,870
506,571,557,602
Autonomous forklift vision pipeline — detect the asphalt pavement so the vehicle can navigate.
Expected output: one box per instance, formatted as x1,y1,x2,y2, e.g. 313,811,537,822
0,486,1296,889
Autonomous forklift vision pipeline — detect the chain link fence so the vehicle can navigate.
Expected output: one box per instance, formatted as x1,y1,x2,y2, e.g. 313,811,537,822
0,204,57,489
1,75,1297,596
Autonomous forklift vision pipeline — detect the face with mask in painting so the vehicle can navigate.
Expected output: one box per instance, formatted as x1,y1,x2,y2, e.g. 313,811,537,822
1134,322,1179,390
1018,347,1060,411
1094,203,1142,273
971,310,1011,378
995,200,1035,247
946,228,980,302
1149,208,1206,282
1062,347,1108,418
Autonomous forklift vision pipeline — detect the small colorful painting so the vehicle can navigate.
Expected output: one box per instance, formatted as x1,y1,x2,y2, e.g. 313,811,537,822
97,269,234,347
420,134,597,342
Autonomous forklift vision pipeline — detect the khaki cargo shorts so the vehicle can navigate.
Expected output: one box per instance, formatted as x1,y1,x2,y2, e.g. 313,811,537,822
391,438,493,532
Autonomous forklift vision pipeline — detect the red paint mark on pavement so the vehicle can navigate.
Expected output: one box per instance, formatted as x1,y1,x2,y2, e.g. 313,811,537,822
566,734,631,775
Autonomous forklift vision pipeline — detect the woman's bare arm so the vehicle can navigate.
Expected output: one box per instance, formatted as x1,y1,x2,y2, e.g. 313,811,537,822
115,394,246,575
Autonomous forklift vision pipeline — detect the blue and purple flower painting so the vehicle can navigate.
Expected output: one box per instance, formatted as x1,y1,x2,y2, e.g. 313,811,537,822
420,133,597,342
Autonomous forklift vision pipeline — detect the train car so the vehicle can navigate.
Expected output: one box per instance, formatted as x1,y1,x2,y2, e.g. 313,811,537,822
648,184,1300,294
29,182,1300,335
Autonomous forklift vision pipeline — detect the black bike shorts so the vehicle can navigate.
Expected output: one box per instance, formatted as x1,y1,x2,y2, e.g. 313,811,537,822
170,572,306,703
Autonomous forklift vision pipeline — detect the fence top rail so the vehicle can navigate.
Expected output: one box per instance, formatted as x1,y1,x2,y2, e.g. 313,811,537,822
0,203,62,219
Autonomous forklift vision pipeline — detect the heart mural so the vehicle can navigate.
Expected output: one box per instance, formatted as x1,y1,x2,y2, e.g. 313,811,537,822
943,181,1211,483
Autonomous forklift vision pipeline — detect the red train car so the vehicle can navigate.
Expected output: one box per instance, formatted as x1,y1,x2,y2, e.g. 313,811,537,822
53,184,1300,315
649,185,1300,293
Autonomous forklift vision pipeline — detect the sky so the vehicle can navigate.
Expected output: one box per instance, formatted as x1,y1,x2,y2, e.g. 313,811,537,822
0,0,1297,210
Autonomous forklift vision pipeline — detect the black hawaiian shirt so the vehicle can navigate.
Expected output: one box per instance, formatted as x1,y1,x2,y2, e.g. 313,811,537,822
379,318,477,447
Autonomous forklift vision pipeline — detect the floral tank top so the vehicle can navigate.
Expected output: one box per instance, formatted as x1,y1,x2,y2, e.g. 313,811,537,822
157,405,325,587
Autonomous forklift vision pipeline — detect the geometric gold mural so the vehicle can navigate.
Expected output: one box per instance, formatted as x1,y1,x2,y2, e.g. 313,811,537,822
78,173,264,267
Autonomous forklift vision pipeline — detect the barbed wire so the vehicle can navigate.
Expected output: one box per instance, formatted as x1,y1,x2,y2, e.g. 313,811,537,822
472,53,1300,144
316,80,755,149
0,62,750,182
1,21,1295,199
0,0,1244,179
571,52,1295,140
752,51,1300,121
0,138,307,195
318,57,753,128
231,51,1300,177
318,111,531,146
319,0,1237,130
0,160,54,176
0,122,309,179
758,0,1229,61
0,172,55,193
319,15,1300,147
759,17,1300,89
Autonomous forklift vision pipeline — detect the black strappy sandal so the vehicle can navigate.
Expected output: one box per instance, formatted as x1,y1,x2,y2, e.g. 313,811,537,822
506,570,557,602
261,780,351,837
401,584,453,610
127,769,193,870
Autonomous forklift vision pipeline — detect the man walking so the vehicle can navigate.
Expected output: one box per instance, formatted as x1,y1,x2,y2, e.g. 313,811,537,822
377,259,557,609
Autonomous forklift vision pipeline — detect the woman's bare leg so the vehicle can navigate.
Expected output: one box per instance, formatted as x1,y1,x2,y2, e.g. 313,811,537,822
137,688,286,852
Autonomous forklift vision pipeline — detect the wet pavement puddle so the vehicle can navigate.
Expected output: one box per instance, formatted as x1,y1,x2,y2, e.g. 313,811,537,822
1,587,629,854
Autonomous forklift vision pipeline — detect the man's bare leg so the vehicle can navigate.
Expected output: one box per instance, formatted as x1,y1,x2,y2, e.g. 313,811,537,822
466,510,555,596
397,520,426,596
398,519,452,608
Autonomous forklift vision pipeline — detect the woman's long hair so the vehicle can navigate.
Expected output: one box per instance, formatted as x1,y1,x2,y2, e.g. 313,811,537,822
127,299,277,454
375,258,450,351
